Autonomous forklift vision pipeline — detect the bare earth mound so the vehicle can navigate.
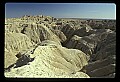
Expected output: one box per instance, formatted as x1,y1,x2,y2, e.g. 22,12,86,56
5,40,89,78
5,15,116,78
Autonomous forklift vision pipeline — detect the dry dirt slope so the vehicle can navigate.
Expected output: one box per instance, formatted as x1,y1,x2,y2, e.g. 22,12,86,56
5,15,116,78
5,40,89,78
5,32,35,68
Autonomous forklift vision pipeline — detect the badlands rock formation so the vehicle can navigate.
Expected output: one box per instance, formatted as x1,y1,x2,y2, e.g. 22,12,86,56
5,40,89,78
65,29,116,77
5,32,35,68
4,15,116,78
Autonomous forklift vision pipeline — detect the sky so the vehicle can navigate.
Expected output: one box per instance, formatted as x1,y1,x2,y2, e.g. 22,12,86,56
5,3,116,19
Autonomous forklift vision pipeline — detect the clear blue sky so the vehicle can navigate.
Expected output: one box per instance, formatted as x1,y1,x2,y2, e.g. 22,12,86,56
5,3,116,19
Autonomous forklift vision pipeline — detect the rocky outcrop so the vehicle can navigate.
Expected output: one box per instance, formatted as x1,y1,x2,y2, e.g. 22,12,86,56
87,64,115,77
51,30,67,43
61,24,75,39
65,29,115,59
5,40,89,78
20,24,41,44
5,32,35,52
93,32,116,61
86,55,115,72
85,55,115,77
5,32,35,68
5,23,22,33
65,29,116,78
86,19,116,31
4,48,17,69
65,35,97,57
74,24,93,37
21,23,61,44
85,31,116,78
5,15,116,78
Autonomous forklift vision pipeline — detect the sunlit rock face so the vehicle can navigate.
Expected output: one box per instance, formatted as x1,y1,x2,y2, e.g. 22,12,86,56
5,40,89,78
20,23,61,44
4,15,116,78
5,32,35,68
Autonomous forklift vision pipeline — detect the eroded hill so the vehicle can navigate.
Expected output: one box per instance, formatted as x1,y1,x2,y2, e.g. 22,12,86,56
4,15,116,78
